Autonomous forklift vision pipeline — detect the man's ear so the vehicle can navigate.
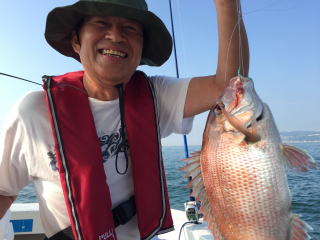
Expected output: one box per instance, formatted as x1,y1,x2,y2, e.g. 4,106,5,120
71,31,81,54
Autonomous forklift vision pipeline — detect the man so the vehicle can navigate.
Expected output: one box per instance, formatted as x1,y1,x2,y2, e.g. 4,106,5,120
0,0,249,239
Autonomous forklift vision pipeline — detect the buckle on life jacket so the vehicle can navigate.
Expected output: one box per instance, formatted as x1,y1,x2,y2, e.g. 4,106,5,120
46,196,137,239
112,195,136,227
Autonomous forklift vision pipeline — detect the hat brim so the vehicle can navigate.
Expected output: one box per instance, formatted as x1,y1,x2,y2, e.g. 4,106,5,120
45,1,172,66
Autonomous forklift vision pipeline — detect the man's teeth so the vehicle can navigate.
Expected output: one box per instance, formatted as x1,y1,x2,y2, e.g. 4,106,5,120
101,49,126,57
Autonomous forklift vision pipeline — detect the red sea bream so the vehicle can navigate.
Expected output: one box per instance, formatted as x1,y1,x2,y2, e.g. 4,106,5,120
182,76,316,240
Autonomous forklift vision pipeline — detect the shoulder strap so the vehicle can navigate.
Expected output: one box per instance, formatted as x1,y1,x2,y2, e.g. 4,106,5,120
124,71,173,239
43,71,116,240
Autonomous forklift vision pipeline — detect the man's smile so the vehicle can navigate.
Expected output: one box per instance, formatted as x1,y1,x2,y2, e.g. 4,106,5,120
99,49,128,58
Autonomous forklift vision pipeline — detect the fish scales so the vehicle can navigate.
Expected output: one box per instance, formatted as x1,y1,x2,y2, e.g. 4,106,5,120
182,76,315,240
202,108,291,239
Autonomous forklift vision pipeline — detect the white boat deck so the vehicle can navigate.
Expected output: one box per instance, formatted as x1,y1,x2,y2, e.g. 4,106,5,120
8,203,214,240
158,209,214,240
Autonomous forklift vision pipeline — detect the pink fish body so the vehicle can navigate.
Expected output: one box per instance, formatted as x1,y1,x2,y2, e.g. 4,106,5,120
182,76,316,240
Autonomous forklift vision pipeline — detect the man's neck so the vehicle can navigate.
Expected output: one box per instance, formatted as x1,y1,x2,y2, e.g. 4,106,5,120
83,73,128,101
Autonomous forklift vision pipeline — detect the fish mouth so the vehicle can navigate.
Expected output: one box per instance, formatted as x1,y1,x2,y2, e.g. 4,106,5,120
217,76,265,143
217,78,245,118
216,101,261,143
99,49,128,58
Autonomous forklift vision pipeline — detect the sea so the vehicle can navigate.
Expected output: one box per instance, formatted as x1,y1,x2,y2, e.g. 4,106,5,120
16,131,320,239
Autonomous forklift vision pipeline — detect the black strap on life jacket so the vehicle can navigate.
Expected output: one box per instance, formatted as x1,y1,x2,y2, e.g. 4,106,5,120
45,196,136,240
112,196,136,227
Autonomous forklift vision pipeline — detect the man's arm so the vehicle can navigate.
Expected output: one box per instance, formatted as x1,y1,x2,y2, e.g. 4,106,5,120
184,0,249,118
0,195,16,219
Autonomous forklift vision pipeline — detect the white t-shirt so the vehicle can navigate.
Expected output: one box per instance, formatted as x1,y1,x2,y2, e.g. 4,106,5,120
0,75,193,239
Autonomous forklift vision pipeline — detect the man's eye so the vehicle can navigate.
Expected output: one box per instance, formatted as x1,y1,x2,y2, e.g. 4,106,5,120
124,25,137,31
124,25,142,35
94,21,108,26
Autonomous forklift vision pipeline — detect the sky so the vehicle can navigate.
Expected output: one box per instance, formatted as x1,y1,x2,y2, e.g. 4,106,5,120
0,0,319,147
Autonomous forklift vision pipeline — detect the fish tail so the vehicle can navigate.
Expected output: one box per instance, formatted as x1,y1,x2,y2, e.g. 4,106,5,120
290,214,313,240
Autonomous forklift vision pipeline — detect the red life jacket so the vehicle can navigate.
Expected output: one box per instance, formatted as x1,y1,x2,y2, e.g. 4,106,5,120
43,71,173,240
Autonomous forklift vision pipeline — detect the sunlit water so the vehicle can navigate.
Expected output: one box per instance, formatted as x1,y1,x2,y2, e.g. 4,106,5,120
16,132,320,239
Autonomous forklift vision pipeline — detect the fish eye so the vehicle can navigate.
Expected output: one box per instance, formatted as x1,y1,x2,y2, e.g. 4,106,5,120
256,110,264,122
215,105,221,111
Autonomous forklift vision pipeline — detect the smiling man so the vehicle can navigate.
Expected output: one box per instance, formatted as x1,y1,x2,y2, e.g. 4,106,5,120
0,0,249,240
72,16,144,100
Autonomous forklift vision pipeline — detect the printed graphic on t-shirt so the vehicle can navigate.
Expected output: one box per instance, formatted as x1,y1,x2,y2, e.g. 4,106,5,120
47,129,126,172
99,128,126,163
48,151,58,172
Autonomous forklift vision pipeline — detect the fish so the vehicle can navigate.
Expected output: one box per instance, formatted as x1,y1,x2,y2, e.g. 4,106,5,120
181,75,316,240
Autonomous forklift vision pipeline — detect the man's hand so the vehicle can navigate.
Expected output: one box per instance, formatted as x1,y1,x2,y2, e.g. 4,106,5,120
184,0,249,118
214,0,248,80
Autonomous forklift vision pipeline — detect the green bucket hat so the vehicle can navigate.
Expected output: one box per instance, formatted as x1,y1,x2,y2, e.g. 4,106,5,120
45,0,173,66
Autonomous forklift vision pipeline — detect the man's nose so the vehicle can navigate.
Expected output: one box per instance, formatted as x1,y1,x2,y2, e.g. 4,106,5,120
105,26,125,42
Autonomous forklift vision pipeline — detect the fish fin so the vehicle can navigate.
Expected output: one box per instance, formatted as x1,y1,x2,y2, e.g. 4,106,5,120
211,229,225,240
282,144,316,171
196,187,207,204
201,199,224,240
180,152,201,184
181,164,201,179
180,151,224,239
180,153,201,178
181,151,201,164
190,151,201,156
290,214,313,240
186,173,202,188
180,161,198,172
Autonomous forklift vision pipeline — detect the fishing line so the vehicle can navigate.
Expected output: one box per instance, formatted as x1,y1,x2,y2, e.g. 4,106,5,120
244,0,298,15
0,72,42,86
223,3,244,82
237,0,244,76
245,0,281,15
223,0,295,82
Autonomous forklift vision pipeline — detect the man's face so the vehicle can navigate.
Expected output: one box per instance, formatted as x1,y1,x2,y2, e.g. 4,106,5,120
72,16,144,86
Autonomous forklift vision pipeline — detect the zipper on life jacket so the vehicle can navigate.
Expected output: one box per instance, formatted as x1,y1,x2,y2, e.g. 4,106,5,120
142,78,172,240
